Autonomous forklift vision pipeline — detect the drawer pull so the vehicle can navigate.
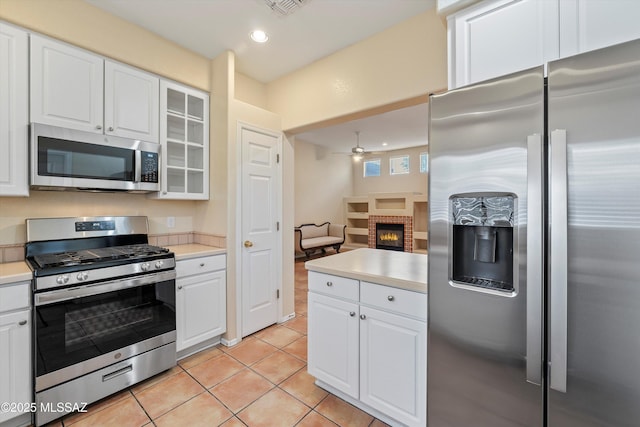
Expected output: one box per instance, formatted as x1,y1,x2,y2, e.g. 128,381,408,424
103,365,133,382
200,263,205,267
326,282,333,287
18,320,27,326
360,314,366,320
387,295,395,301
349,311,356,317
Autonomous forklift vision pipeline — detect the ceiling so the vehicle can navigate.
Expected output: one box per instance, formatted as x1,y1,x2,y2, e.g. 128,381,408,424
294,103,429,154
85,0,436,152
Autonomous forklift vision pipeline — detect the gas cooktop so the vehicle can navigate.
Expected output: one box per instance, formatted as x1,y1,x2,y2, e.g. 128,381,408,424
31,244,170,269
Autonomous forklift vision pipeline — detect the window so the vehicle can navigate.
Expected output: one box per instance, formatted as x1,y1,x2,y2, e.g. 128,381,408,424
390,155,410,175
420,152,428,173
363,159,381,177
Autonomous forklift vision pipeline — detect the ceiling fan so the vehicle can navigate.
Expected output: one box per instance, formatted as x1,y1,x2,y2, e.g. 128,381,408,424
351,131,366,160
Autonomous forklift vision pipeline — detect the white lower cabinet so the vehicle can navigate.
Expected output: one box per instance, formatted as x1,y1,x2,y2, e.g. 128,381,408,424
307,292,359,398
0,281,31,425
360,306,427,427
176,255,226,354
307,271,427,427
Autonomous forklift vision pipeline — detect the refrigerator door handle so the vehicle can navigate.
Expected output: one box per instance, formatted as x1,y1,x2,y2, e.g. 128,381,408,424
526,133,543,386
550,129,568,393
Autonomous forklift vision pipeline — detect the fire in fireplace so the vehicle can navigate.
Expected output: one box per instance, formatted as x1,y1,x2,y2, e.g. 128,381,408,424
376,223,405,251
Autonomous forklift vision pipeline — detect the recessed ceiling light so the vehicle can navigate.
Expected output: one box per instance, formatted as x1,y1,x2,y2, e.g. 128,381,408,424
382,142,388,146
250,30,269,43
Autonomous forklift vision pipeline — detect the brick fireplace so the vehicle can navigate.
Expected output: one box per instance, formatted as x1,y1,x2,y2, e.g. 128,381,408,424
368,215,413,252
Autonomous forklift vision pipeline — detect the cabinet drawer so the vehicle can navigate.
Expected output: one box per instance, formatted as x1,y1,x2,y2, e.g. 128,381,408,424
308,271,359,301
360,282,427,320
0,281,31,313
176,254,226,278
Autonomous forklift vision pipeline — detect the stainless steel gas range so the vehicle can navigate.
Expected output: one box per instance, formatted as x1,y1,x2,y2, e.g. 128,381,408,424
25,216,177,426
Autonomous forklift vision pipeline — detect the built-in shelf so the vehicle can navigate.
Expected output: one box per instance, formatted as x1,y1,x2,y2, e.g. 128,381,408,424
343,192,428,253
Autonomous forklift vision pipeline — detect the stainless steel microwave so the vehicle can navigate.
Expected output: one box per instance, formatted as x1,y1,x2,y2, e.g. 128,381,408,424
30,123,160,192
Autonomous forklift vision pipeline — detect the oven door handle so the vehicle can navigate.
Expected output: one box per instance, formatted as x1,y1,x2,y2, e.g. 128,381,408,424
34,270,176,306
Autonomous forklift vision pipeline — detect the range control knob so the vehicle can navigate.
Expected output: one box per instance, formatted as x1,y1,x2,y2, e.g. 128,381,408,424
140,262,150,272
56,275,69,285
155,260,164,269
76,272,89,281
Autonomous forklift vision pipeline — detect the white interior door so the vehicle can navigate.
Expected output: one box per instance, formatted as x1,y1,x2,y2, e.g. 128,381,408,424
241,127,280,337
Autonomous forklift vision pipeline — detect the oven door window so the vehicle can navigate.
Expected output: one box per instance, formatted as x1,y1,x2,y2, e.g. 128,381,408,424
35,279,175,377
38,137,135,181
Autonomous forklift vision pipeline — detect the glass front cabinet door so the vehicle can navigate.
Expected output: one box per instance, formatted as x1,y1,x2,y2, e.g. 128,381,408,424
155,80,210,200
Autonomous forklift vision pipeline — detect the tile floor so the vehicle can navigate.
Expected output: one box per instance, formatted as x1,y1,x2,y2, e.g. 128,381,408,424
43,256,389,427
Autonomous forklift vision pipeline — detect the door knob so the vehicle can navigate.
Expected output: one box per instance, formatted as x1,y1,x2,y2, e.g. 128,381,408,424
244,240,254,248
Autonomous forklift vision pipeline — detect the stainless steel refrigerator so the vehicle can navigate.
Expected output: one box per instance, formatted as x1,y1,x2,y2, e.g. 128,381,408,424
427,38,640,426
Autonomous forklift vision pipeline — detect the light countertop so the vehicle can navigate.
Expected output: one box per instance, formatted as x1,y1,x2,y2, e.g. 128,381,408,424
0,262,32,286
166,244,226,260
305,248,428,293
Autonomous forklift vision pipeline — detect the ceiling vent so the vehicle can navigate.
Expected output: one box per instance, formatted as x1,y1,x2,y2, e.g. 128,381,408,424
264,0,308,16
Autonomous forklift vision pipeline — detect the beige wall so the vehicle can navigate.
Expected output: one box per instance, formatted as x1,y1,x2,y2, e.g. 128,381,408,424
353,146,429,196
294,139,353,226
235,72,268,110
266,9,447,132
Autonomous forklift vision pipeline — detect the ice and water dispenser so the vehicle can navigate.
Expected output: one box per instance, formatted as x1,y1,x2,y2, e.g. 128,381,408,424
450,195,515,293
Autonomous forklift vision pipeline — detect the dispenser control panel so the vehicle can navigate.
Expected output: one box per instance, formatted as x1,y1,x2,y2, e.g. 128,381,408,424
450,194,515,293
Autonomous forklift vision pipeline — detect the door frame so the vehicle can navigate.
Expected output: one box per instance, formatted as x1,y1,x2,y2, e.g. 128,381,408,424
235,121,283,340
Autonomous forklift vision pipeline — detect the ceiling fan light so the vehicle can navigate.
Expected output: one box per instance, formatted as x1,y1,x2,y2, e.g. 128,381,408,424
352,146,365,154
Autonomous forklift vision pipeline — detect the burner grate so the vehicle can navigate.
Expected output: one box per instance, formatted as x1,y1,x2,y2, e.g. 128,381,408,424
32,244,170,269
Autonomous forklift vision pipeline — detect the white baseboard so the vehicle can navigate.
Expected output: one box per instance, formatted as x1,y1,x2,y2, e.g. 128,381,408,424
278,312,296,323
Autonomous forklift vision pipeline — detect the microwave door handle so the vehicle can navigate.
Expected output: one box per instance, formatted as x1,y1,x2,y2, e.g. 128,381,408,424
526,133,543,386
134,150,142,182
549,129,568,393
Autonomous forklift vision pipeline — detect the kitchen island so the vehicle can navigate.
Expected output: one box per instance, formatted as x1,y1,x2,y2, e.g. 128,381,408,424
305,248,427,427
305,247,427,293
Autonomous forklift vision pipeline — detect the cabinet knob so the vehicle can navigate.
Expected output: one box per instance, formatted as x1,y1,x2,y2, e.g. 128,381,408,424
200,263,205,267
326,281,333,287
387,295,395,301
108,126,114,131
18,320,27,326
360,314,366,320
349,311,356,317
177,285,183,290
96,125,102,130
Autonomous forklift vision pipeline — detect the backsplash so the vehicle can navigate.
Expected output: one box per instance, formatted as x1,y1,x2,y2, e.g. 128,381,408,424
0,232,226,264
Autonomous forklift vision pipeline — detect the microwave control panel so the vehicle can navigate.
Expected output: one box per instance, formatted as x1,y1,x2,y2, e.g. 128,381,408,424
140,152,159,183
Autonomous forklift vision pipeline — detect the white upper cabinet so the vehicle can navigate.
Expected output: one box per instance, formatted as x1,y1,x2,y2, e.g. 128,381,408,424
448,0,640,89
30,34,104,133
558,0,640,58
104,60,159,142
154,80,209,200
448,0,559,89
0,23,29,196
30,35,159,142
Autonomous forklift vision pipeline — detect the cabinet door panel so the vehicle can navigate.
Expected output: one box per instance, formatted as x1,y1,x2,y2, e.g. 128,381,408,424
0,23,29,196
560,0,640,57
449,0,559,88
360,306,426,427
308,292,359,398
176,270,226,351
0,310,31,423
30,35,103,132
104,61,159,142
155,80,209,199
